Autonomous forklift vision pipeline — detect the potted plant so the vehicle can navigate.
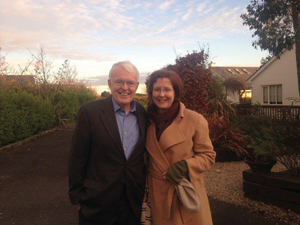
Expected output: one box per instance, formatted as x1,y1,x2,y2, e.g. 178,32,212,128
244,153,277,174
236,108,300,176
234,115,278,173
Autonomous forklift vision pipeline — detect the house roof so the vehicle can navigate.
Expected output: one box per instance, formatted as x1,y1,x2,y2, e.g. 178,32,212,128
1,75,36,84
210,66,259,82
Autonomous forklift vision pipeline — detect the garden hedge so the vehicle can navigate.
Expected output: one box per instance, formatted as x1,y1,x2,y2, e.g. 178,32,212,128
0,91,55,147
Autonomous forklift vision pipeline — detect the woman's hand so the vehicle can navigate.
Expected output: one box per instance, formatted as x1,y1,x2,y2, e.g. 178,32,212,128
165,160,189,185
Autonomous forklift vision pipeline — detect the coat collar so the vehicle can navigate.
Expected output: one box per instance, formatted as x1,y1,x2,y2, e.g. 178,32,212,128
157,102,186,152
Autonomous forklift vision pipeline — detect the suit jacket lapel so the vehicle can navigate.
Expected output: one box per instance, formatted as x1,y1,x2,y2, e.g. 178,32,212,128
99,96,124,156
136,104,146,139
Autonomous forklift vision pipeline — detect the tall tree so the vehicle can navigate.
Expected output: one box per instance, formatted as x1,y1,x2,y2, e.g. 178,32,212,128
241,0,300,95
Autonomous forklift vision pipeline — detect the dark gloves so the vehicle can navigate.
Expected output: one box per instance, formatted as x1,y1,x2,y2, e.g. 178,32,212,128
165,160,189,185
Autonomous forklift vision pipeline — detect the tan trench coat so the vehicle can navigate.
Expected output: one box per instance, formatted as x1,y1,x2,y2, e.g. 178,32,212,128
146,103,216,225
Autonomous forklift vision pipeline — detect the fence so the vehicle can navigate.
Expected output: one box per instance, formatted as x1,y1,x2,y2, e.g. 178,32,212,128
235,105,300,121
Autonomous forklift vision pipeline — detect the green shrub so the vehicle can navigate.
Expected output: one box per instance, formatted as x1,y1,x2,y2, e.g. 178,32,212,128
0,78,98,146
50,87,97,125
0,91,55,147
76,87,98,106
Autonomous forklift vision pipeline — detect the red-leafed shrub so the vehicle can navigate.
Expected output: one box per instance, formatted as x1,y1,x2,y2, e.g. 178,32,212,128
162,50,248,159
165,51,213,114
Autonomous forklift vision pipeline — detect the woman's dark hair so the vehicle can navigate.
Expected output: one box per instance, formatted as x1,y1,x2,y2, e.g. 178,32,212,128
146,69,184,103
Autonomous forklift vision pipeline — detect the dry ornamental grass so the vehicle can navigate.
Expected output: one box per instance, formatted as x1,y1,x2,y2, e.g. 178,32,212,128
203,161,300,225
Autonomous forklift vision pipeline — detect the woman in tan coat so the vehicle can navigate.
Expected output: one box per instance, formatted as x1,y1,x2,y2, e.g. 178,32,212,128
145,69,216,225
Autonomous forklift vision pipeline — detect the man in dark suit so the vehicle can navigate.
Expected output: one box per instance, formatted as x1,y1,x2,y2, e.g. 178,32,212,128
68,61,148,225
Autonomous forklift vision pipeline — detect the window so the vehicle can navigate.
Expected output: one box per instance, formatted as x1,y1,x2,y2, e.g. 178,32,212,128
262,85,282,104
235,69,241,74
242,69,249,74
240,90,252,98
240,90,252,104
263,87,268,103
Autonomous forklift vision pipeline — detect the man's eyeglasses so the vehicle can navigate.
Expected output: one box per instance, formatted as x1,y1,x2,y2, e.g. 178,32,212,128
113,80,138,87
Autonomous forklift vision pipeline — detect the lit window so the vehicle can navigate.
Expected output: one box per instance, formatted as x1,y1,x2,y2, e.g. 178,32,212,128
241,90,252,98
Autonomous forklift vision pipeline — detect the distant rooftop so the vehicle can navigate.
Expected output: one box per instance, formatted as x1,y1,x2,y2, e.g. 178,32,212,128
210,66,259,82
0,75,36,85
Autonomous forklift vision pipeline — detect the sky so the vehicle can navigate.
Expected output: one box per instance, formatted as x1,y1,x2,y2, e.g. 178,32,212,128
0,0,269,93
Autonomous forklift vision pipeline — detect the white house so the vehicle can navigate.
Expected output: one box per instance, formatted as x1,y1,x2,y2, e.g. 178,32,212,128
247,47,300,106
210,66,258,104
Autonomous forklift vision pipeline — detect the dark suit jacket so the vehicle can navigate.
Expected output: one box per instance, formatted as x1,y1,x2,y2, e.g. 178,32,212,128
68,96,148,223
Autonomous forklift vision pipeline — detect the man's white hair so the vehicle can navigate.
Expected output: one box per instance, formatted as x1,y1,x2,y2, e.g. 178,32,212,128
109,61,139,79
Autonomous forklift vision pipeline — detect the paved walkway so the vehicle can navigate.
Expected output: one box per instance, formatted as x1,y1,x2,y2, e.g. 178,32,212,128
0,125,286,225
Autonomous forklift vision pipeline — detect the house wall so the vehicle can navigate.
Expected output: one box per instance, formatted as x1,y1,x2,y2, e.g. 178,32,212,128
250,48,300,106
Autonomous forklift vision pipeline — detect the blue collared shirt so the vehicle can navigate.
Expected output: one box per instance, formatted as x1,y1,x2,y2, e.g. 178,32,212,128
112,98,140,160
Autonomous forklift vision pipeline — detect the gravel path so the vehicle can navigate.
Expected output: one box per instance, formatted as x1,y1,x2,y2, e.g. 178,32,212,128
203,161,300,225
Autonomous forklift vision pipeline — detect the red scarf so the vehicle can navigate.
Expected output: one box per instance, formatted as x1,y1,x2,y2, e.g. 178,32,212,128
148,102,180,141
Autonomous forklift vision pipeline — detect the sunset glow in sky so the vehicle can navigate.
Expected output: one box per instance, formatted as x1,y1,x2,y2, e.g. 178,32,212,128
1,0,268,88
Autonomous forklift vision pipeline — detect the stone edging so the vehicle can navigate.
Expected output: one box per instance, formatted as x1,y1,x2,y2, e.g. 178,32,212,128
0,127,58,152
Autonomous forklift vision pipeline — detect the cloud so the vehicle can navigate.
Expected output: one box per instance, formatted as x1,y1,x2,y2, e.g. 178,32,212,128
1,0,246,49
159,1,173,10
196,0,209,12
84,75,109,86
155,20,178,34
1,0,252,77
182,8,193,21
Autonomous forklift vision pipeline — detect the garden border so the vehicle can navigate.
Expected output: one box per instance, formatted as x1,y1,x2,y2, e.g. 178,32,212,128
243,169,300,214
0,127,58,152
